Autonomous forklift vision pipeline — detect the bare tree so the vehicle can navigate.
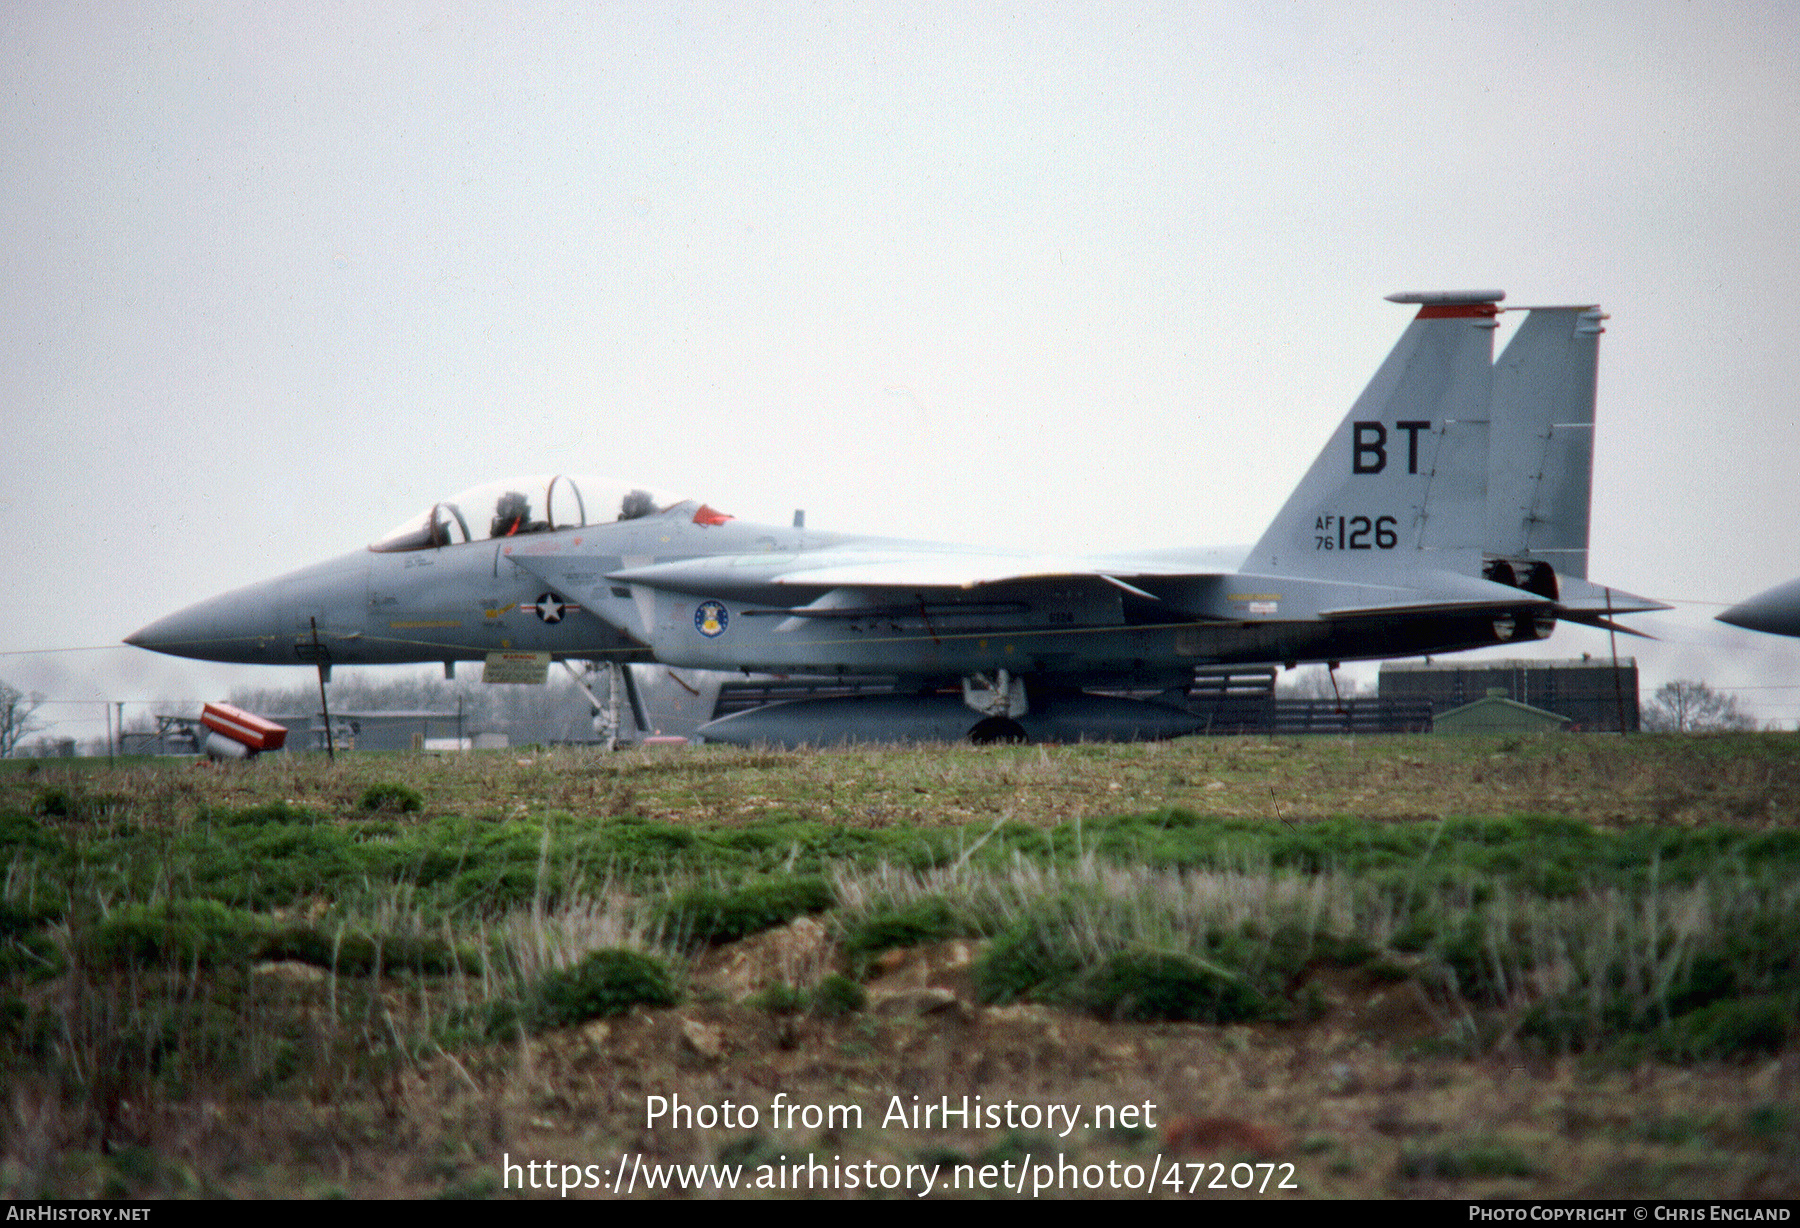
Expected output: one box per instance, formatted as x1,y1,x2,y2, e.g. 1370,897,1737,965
0,681,45,757
1277,666,1369,701
1641,680,1757,732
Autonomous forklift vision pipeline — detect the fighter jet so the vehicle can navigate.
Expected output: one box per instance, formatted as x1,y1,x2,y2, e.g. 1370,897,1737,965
1718,579,1800,639
127,290,1666,745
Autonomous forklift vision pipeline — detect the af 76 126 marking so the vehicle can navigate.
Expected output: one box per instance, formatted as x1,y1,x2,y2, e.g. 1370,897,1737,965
1314,513,1399,551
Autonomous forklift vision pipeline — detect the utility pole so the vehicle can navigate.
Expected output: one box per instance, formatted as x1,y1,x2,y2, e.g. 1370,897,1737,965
311,618,335,761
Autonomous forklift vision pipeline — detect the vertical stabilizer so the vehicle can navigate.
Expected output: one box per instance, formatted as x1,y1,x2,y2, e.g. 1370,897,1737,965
1244,291,1501,577
1486,306,1603,580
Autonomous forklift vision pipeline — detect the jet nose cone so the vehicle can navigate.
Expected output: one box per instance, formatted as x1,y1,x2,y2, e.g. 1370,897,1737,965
126,553,374,664
1717,578,1800,639
126,602,233,660
126,581,294,664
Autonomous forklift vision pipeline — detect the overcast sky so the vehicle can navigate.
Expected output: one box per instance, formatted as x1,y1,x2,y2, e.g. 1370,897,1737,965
6,1,1800,741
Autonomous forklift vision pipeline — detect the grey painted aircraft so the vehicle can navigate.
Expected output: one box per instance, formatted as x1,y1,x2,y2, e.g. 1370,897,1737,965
1718,579,1800,639
127,290,1666,745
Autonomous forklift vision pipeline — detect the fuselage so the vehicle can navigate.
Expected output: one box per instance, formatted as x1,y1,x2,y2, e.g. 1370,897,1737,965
126,494,1538,689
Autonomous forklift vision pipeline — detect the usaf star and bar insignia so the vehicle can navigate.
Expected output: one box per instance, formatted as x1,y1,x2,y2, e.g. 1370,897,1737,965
524,592,580,624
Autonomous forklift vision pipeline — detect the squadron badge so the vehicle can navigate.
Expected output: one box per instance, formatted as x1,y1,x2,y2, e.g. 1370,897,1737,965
695,600,729,638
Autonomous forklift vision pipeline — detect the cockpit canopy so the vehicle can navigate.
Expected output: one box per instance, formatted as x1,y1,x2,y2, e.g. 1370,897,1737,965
370,475,682,553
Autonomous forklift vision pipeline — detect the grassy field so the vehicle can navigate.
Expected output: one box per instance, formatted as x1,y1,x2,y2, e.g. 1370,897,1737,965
0,734,1795,1199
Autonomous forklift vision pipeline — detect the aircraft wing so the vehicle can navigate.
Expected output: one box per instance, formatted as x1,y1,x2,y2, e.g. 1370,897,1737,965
605,550,1219,596
607,552,1599,628
600,548,1665,636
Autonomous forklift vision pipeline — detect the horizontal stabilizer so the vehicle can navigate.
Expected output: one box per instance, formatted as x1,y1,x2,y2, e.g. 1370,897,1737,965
1316,570,1552,620
1556,613,1656,639
1320,596,1550,621
1554,576,1671,617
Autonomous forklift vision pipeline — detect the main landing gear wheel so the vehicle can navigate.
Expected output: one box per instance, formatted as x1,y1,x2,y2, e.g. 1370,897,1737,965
967,716,1028,745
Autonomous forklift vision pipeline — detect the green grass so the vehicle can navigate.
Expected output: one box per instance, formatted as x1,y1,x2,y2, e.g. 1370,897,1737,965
1398,1139,1538,1181
6,750,1800,1041
1,737,1798,1195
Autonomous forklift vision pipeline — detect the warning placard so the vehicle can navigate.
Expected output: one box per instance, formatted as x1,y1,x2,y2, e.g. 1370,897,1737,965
483,651,551,684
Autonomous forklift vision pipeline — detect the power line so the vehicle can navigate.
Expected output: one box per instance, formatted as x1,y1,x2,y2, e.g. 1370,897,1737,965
0,645,132,656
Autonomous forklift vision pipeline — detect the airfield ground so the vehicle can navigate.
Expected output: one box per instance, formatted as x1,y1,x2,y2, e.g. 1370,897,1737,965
0,734,1795,1199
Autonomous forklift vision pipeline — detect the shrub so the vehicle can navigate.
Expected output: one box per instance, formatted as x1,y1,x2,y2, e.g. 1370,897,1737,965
526,949,680,1029
811,973,866,1017
1070,948,1266,1023
0,811,64,857
661,876,835,945
974,916,1086,1006
262,928,477,976
30,787,73,817
1656,996,1793,1062
359,783,423,813
841,896,968,976
749,983,810,1015
1398,1141,1536,1181
85,900,264,967
1745,1104,1793,1142
210,800,327,828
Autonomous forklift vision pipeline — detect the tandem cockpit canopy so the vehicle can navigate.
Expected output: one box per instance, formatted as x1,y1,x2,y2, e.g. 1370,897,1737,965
369,474,681,553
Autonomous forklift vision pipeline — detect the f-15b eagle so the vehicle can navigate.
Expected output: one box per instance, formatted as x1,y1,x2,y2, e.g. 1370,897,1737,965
128,290,1665,745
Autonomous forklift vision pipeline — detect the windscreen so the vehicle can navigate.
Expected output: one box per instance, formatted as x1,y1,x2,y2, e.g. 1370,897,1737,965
369,475,679,552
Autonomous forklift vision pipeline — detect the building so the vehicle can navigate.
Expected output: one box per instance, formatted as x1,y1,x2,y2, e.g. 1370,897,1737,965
1431,691,1572,736
1379,658,1638,733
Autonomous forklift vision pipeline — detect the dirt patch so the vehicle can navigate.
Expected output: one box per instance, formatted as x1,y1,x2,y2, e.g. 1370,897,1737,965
396,925,1800,1200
